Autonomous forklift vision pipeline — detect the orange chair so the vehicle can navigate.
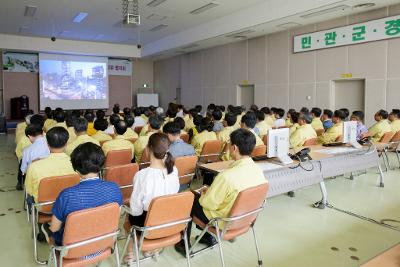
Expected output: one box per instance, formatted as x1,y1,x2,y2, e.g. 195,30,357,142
378,131,396,171
303,138,318,146
379,131,394,144
134,126,144,135
199,140,223,163
175,156,198,189
31,174,80,264
262,135,269,146
335,135,343,142
104,163,139,205
316,129,324,136
139,147,151,169
104,149,132,168
190,183,269,267
388,131,400,168
121,192,194,267
251,145,267,157
180,133,190,144
47,203,121,267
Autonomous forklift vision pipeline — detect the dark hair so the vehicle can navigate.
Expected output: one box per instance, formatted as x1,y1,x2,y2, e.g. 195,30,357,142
44,107,52,119
199,117,214,132
219,105,226,112
84,112,95,123
241,113,257,129
149,115,162,130
94,119,108,131
333,110,346,120
291,112,300,124
391,109,400,118
212,109,222,121
166,109,177,119
224,113,237,127
96,110,106,120
376,109,389,119
250,104,259,112
133,108,141,117
260,107,270,115
340,108,350,118
109,114,120,126
30,114,45,128
323,109,333,118
46,127,69,148
300,112,313,124
163,122,181,135
70,143,105,175
74,117,88,133
195,105,202,113
123,107,131,116
53,110,65,123
300,107,309,114
352,110,365,121
148,133,174,174
124,115,135,128
255,110,265,121
230,129,256,156
276,108,285,118
112,105,120,114
115,120,128,135
311,107,322,117
193,114,203,127
174,117,185,130
25,123,43,137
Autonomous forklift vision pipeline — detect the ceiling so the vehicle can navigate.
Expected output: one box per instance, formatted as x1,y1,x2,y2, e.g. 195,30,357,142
0,0,399,59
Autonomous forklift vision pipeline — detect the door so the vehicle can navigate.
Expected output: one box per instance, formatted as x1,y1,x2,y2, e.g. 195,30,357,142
238,85,255,109
333,79,365,112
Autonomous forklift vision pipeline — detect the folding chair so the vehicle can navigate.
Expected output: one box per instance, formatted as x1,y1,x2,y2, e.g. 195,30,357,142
104,149,132,168
377,132,395,171
387,130,400,168
251,145,267,157
47,203,121,267
198,140,223,163
134,126,144,135
103,163,139,205
316,129,324,136
121,192,194,267
175,156,198,190
180,133,190,144
139,148,151,170
303,138,318,146
31,174,80,264
190,183,269,267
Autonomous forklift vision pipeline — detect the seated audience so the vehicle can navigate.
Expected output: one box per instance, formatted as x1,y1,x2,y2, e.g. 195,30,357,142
188,114,203,141
105,113,120,134
273,108,286,128
123,116,139,139
102,121,135,158
289,113,317,148
191,117,218,156
65,118,100,155
321,109,334,130
212,109,224,132
255,110,272,137
65,114,77,143
261,107,274,127
362,109,392,142
174,117,187,134
285,109,295,127
132,108,147,129
43,107,56,132
91,119,112,143
217,113,237,146
134,115,162,162
350,111,368,141
49,110,67,130
310,108,324,131
175,129,267,254
317,110,345,144
241,113,263,146
163,122,195,158
25,127,75,203
389,109,400,133
340,108,350,121
84,111,96,136
42,143,122,247
300,107,309,115
289,112,300,136
183,109,196,132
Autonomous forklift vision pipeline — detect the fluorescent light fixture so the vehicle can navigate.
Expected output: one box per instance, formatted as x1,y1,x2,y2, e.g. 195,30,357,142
73,12,88,23
353,3,376,9
190,2,219,15
147,0,167,7
24,5,37,17
225,29,255,38
300,5,350,19
149,24,168,31
276,22,302,29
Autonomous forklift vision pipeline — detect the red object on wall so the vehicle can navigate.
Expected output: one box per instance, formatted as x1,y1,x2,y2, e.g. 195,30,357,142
10,95,29,120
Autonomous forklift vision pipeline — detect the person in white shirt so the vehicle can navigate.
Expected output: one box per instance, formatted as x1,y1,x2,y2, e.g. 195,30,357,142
124,132,179,263
273,108,286,128
132,107,147,130
104,114,120,134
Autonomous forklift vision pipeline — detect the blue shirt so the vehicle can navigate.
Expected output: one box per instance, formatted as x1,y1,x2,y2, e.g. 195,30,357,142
52,178,122,245
169,139,196,159
20,136,50,174
253,127,260,136
323,119,334,131
212,121,224,132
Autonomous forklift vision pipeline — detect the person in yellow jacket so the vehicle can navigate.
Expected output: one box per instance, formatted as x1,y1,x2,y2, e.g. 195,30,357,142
389,109,400,133
289,112,300,136
134,116,162,162
84,112,97,136
290,113,317,149
102,121,135,160
91,119,112,143
65,118,100,156
191,117,218,156
311,108,324,131
43,107,56,132
318,110,345,144
122,116,139,139
255,110,272,137
362,110,392,143
285,109,295,127
217,113,237,150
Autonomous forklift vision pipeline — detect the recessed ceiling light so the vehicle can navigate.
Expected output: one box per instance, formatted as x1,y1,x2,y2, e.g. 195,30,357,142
24,5,37,17
149,24,168,31
147,0,167,7
73,12,88,23
190,2,219,15
300,5,350,19
353,3,376,9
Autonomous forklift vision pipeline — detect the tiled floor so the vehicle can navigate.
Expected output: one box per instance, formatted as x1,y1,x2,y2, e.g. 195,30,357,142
0,133,399,266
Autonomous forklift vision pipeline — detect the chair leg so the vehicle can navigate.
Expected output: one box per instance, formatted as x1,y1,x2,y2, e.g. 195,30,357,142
114,241,121,267
251,226,263,267
183,230,191,267
120,230,131,264
381,154,388,172
133,229,141,267
384,150,392,170
214,224,225,267
396,150,400,169
31,209,46,264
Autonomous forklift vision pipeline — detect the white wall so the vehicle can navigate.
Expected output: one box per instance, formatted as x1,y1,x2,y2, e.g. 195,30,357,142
153,4,400,125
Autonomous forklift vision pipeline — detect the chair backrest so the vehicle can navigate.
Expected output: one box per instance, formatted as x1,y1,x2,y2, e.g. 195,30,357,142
251,145,266,157
38,174,80,213
262,135,268,146
389,131,400,150
127,137,137,145
226,183,269,231
104,163,139,204
62,203,120,259
335,135,343,142
175,156,198,185
316,129,324,136
144,192,194,239
134,126,143,135
380,131,394,143
200,140,223,163
139,147,151,169
180,133,190,144
303,138,317,146
104,149,132,168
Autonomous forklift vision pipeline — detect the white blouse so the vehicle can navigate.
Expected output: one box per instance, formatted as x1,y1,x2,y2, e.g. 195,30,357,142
130,166,180,216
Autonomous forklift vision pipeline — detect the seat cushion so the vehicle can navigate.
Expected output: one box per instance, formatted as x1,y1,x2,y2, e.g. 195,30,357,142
141,233,181,252
57,249,111,267
38,213,52,224
193,216,250,241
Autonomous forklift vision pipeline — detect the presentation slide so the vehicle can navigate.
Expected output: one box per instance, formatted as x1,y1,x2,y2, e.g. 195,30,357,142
39,53,109,110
